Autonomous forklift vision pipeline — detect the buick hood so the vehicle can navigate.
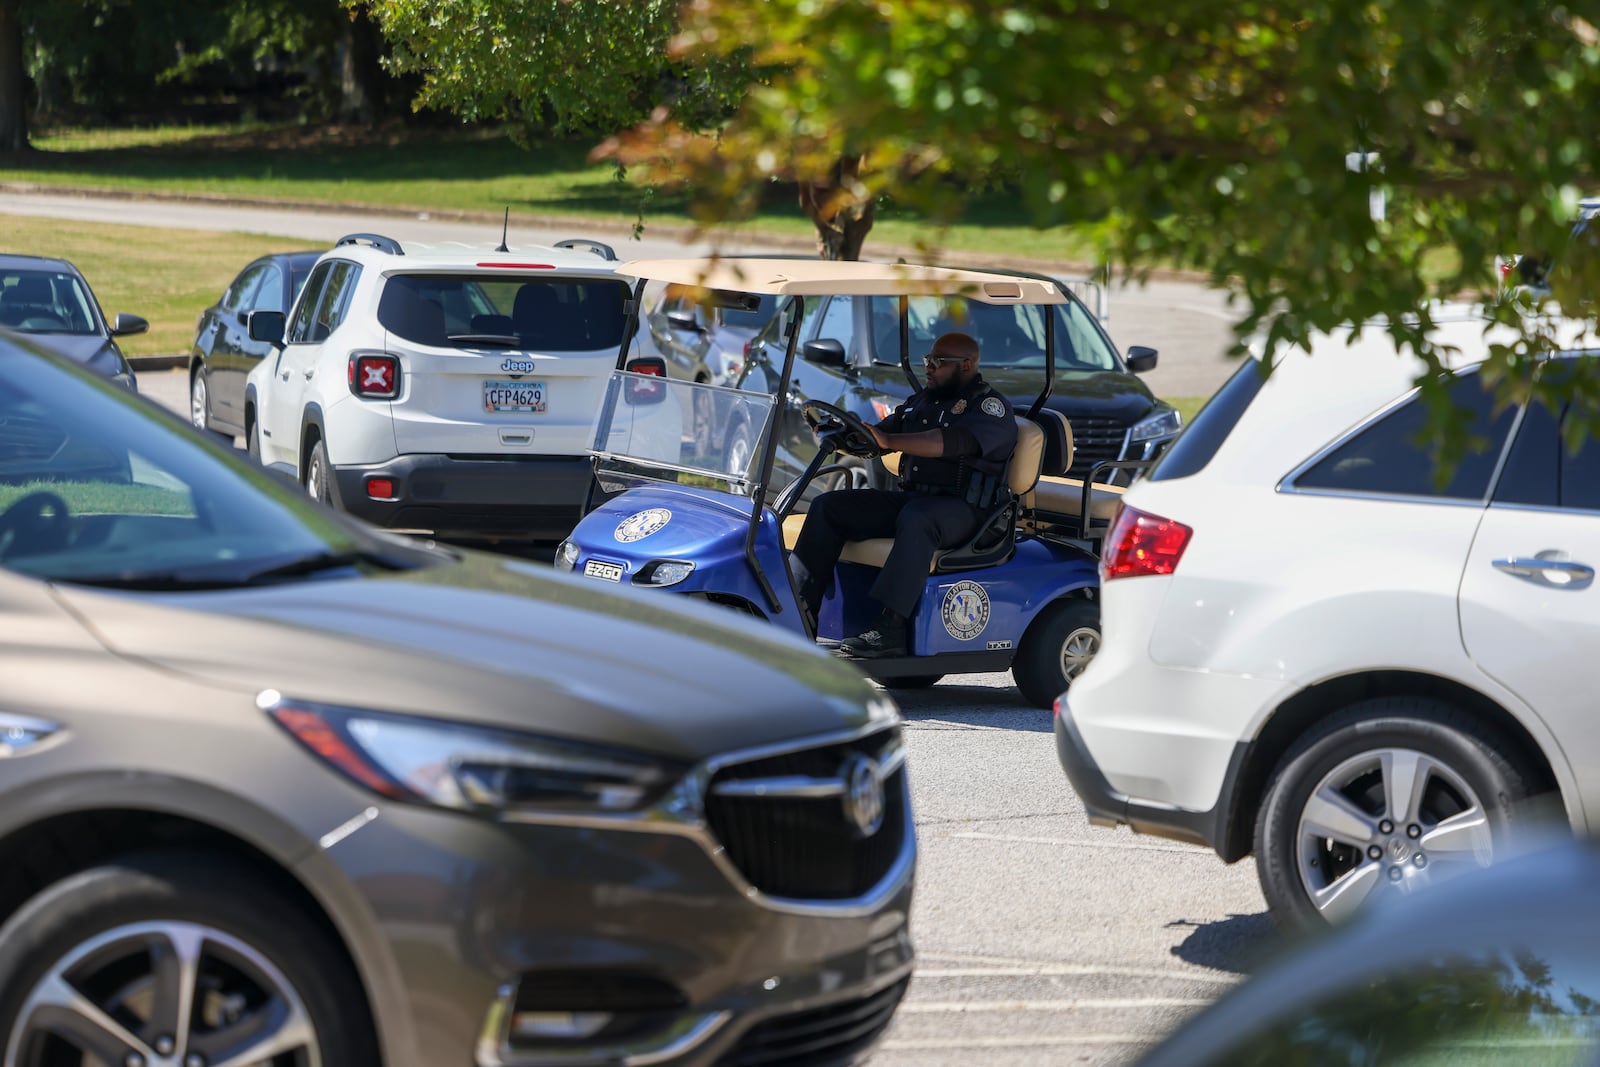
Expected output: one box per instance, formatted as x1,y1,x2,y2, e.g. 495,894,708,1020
50,551,892,762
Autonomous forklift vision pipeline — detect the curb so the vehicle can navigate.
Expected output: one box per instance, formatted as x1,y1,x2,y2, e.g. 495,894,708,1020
129,354,188,371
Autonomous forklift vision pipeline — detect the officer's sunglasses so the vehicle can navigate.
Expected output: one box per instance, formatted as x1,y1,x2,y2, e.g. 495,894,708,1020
922,354,965,370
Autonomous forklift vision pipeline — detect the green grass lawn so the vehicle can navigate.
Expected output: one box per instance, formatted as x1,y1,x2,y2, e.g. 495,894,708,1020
5,122,1106,264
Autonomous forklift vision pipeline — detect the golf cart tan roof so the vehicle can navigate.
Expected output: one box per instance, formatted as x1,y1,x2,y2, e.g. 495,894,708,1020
617,257,1069,304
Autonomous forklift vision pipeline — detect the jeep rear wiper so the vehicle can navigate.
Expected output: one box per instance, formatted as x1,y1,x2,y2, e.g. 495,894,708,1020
449,333,522,348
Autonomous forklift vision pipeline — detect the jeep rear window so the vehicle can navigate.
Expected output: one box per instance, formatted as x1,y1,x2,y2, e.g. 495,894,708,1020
1147,356,1270,481
378,274,630,350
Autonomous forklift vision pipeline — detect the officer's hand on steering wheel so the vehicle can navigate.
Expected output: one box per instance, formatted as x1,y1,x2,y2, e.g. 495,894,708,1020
801,400,883,458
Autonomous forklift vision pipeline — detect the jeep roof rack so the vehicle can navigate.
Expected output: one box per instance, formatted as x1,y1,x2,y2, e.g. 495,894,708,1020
554,238,617,261
335,233,405,256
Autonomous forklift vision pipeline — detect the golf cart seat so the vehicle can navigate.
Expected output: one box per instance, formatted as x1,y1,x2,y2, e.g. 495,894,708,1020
779,416,1045,573
1023,409,1127,538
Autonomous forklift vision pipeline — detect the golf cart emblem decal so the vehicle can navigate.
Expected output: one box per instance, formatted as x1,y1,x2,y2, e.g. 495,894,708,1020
981,396,1005,417
941,580,990,641
614,508,671,543
839,753,886,838
501,358,537,374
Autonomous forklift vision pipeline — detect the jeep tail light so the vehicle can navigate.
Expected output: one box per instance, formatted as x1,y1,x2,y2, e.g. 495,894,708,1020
1101,504,1192,580
366,478,395,499
349,351,401,399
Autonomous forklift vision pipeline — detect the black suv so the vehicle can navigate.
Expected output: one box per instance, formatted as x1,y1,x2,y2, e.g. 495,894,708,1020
730,271,1181,492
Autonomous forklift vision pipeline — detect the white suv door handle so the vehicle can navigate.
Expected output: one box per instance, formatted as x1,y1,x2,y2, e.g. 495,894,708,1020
1493,556,1595,583
303,368,315,380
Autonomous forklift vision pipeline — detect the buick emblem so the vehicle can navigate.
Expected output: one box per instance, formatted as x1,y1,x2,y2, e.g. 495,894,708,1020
840,754,886,839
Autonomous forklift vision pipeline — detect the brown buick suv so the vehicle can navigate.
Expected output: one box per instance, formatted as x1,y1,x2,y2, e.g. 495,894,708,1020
0,333,913,1067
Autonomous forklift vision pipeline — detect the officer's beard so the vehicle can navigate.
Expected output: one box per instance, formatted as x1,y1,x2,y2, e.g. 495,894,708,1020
924,377,964,401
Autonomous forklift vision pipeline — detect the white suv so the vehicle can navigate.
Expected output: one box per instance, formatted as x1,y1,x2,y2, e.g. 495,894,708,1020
245,233,636,543
1055,306,1600,930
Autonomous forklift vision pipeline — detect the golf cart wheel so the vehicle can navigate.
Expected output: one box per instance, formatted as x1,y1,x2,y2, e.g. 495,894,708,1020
886,674,943,690
1013,598,1100,708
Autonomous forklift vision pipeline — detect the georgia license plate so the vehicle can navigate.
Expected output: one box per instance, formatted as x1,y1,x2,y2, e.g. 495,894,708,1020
484,380,547,413
583,559,624,582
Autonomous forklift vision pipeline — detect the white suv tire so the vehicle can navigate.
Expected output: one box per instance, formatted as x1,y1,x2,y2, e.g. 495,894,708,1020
1253,697,1535,932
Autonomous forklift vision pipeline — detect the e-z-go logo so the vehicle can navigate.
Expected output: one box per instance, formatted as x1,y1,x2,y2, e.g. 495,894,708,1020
501,359,537,374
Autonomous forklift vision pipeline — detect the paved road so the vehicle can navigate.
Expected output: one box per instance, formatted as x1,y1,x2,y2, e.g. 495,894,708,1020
3,190,1243,401
136,363,1276,1064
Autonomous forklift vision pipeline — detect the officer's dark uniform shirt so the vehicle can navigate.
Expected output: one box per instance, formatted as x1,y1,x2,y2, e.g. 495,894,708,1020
878,373,1016,506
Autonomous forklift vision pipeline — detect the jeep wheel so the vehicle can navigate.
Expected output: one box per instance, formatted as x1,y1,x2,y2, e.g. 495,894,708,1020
305,439,336,506
1254,697,1536,932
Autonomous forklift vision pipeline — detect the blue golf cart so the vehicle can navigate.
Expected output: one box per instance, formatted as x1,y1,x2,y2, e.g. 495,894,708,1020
557,258,1123,707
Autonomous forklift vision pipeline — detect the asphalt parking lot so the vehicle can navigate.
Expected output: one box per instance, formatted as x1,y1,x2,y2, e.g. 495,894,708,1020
136,367,1274,1064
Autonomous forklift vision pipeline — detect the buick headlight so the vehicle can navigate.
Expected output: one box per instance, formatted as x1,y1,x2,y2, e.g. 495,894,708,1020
553,539,579,572
261,692,681,814
1129,407,1182,443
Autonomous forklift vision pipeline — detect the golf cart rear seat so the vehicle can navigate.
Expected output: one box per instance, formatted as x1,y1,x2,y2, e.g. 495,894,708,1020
780,416,1046,572
1022,409,1127,539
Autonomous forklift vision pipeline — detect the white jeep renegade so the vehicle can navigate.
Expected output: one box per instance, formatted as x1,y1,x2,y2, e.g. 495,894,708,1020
245,233,636,543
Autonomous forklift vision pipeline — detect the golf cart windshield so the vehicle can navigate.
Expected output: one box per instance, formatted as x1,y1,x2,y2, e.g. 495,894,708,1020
588,371,777,494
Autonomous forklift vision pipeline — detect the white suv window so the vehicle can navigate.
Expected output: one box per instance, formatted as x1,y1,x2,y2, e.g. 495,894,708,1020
1291,371,1518,500
286,261,360,345
1495,394,1600,511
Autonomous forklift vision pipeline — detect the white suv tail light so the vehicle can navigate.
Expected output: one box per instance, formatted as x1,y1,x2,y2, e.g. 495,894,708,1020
349,351,401,399
1101,504,1193,580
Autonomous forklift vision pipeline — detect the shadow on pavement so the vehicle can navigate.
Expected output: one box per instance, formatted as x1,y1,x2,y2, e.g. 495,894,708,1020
1167,912,1280,975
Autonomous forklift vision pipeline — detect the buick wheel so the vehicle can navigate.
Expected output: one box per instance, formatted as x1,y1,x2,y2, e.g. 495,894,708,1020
1254,697,1536,931
0,851,377,1067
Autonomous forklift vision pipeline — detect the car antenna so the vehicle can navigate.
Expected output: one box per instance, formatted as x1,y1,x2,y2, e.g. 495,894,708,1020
495,207,510,253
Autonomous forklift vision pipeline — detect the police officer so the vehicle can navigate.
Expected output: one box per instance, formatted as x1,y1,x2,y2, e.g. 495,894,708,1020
792,331,1017,657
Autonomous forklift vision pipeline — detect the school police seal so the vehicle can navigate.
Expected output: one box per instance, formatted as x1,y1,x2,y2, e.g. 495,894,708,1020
981,396,1005,417
614,507,671,543
941,580,991,641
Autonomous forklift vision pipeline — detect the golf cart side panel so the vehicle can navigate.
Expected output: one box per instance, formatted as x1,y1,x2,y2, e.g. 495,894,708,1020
823,538,1101,655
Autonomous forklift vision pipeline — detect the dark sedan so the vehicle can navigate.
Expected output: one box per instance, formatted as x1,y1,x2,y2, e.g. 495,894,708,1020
733,270,1180,494
190,250,320,439
0,253,144,390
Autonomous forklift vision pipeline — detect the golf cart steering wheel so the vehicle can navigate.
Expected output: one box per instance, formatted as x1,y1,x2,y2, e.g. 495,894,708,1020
801,400,882,458
0,490,71,562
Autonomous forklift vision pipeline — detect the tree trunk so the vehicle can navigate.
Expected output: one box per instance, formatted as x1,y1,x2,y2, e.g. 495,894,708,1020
337,8,388,123
798,156,876,261
0,0,27,152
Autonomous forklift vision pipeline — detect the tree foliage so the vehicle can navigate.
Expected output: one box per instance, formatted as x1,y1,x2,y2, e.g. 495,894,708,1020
355,0,742,137
597,0,1600,436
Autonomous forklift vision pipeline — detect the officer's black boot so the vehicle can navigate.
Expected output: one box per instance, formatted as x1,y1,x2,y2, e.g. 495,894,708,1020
839,607,908,658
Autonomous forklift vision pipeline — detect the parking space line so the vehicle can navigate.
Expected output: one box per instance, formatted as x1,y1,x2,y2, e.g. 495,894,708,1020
901,998,1212,1012
913,965,1238,985
881,1035,1151,1049
949,830,1211,855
